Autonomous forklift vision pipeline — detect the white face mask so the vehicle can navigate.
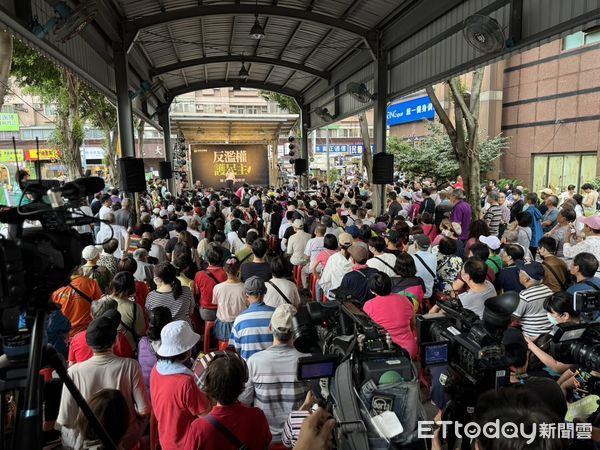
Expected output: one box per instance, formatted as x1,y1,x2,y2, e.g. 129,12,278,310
547,313,559,326
442,229,452,237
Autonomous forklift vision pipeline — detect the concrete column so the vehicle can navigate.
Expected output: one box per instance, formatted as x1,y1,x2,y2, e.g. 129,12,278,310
158,108,175,196
113,44,135,158
300,103,310,190
373,44,388,216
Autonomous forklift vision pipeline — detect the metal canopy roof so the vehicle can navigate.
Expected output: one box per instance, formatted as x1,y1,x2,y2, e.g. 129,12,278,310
0,0,599,131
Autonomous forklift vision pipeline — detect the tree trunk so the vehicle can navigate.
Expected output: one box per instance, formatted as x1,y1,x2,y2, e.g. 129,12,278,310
103,128,119,188
59,72,84,180
0,30,12,110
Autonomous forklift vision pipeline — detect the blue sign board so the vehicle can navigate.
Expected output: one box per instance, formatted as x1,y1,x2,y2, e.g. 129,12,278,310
314,144,373,155
387,96,435,126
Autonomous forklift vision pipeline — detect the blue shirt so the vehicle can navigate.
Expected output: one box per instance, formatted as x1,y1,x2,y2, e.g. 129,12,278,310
526,207,543,248
229,303,275,360
567,277,600,295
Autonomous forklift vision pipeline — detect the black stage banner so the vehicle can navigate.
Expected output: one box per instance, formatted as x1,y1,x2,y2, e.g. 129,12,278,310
191,144,269,188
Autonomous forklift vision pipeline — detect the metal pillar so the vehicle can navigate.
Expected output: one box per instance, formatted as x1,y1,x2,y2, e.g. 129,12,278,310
373,42,388,216
113,44,135,158
158,108,175,196
300,103,310,190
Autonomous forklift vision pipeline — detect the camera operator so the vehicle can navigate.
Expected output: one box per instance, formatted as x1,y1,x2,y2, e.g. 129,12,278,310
429,257,496,319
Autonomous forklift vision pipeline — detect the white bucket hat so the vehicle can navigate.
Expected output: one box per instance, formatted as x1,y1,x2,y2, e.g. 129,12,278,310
158,320,200,357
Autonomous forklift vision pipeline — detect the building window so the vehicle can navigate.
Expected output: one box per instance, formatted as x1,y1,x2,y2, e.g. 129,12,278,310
532,153,597,193
562,29,600,51
1,105,14,113
43,103,57,117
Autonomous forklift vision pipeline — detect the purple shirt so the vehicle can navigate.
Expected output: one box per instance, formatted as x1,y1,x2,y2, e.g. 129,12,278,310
450,200,472,240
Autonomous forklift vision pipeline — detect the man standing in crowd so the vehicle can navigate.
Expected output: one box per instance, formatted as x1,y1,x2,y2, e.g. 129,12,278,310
240,304,309,443
513,261,553,338
449,189,471,241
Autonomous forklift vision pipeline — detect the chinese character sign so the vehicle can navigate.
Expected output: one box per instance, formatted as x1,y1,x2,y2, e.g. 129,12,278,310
0,113,19,132
387,96,435,126
191,145,268,188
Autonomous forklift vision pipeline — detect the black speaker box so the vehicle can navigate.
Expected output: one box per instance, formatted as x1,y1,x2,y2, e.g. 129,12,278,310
118,157,146,193
159,161,173,179
372,153,394,184
294,158,307,175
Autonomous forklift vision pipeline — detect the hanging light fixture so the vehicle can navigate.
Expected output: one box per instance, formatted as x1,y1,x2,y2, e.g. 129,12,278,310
250,0,264,39
239,62,249,78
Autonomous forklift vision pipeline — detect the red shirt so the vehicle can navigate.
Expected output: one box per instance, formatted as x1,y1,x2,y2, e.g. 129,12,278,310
194,267,227,310
134,280,149,309
68,330,134,363
314,249,336,272
184,402,271,450
150,369,210,450
363,294,417,359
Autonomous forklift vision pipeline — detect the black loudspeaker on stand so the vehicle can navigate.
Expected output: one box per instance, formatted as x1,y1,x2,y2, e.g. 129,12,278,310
118,157,146,193
294,158,307,176
158,161,173,179
372,153,394,185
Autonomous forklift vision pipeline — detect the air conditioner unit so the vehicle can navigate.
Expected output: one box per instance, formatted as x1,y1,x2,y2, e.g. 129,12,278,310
195,104,204,111
14,104,27,112
33,103,43,110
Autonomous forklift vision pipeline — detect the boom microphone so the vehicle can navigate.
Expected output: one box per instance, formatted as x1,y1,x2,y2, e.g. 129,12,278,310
60,177,105,199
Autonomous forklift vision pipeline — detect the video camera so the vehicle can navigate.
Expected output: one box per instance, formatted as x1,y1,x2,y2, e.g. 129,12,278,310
417,293,519,388
547,287,600,374
293,294,426,449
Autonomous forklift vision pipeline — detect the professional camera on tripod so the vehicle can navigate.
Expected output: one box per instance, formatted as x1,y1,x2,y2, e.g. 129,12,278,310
292,289,426,450
416,292,520,449
0,176,117,449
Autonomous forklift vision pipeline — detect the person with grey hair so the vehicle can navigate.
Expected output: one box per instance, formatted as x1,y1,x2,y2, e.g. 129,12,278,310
449,188,471,240
541,194,560,233
114,197,135,230
483,191,502,237
133,248,154,286
67,298,134,366
95,212,130,258
239,304,310,443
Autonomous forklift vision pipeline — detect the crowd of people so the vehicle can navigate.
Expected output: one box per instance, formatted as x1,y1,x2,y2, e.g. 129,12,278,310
25,175,600,448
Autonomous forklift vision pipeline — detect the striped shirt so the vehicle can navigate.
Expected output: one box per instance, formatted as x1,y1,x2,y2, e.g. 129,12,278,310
484,204,503,236
513,284,553,338
229,303,275,360
239,345,310,443
145,286,194,324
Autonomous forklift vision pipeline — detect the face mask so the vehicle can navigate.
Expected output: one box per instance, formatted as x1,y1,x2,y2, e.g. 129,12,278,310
547,313,559,326
442,230,451,237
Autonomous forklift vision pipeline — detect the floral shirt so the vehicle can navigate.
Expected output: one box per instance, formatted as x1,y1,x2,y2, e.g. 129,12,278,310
435,254,463,293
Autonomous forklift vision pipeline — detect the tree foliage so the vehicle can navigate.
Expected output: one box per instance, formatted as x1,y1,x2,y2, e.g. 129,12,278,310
11,40,120,183
259,91,300,115
0,30,13,110
387,122,509,185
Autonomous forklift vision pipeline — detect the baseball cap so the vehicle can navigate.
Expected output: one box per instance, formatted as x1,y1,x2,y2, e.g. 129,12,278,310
348,244,369,263
309,200,318,208
152,208,160,215
159,209,168,217
479,235,501,250
413,234,430,250
86,309,121,349
158,320,200,357
450,222,462,237
413,191,424,202
244,276,267,296
345,225,360,238
271,304,296,333
292,219,304,230
82,245,101,261
338,232,354,247
515,261,545,281
580,215,600,231
167,204,176,212
541,188,553,196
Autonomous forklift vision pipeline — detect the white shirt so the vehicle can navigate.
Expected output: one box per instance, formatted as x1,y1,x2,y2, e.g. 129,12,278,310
367,253,397,278
96,224,129,258
287,230,311,265
264,278,301,309
304,237,325,268
279,222,293,251
71,205,93,235
319,251,352,297
411,250,437,298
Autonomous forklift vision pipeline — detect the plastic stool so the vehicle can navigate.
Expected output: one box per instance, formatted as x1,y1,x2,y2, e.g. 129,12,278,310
310,275,319,302
293,265,303,289
204,321,217,354
218,341,229,351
